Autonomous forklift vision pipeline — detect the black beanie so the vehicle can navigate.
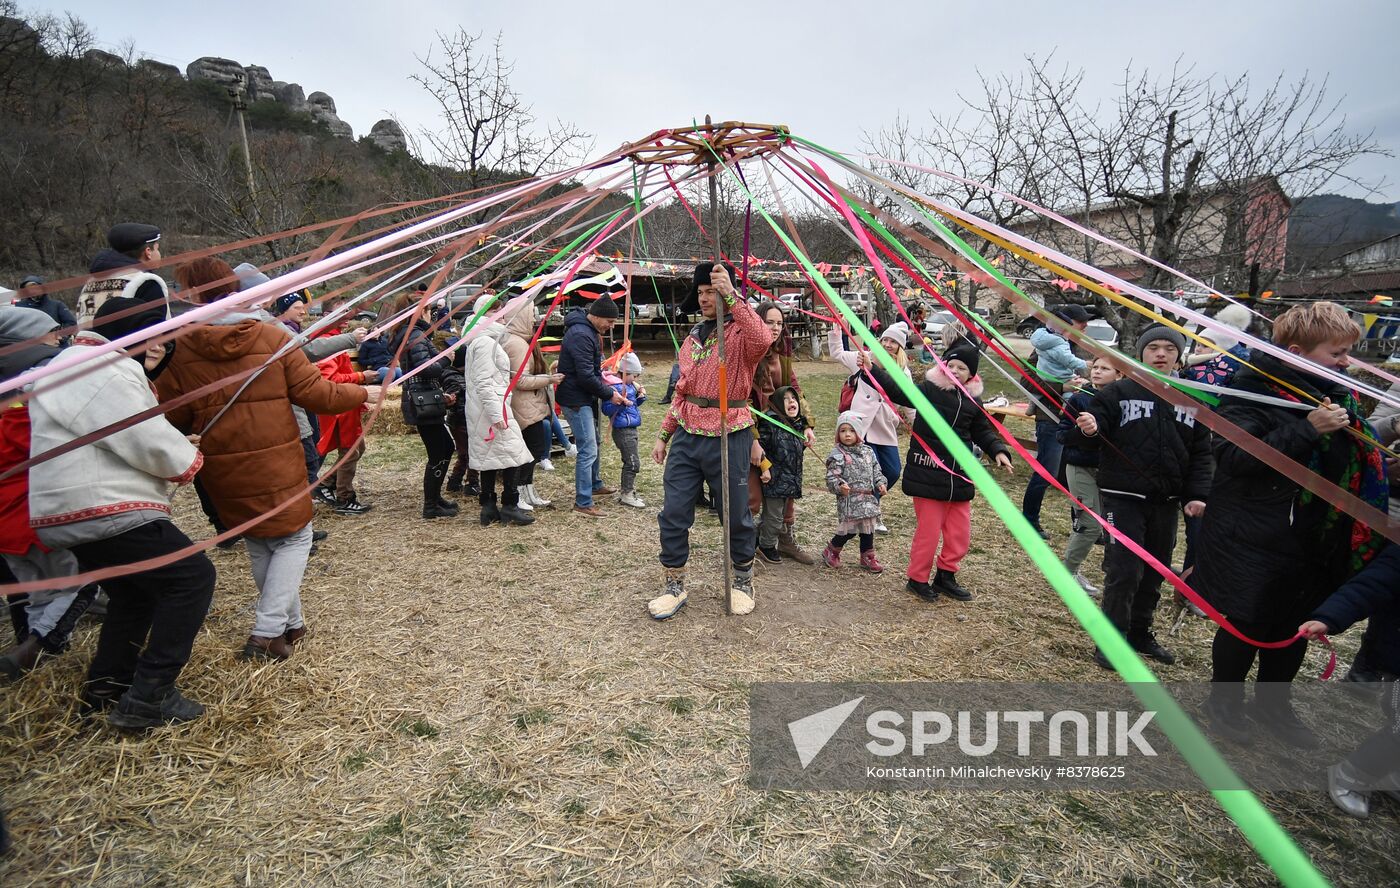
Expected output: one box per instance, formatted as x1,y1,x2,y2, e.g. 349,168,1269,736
944,343,980,376
588,295,620,319
1134,324,1186,360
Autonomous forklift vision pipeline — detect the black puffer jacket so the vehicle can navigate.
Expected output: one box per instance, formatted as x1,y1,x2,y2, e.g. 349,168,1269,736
1056,386,1099,468
1064,376,1213,502
868,364,1009,502
1193,352,1359,623
757,386,807,499
1310,543,1400,677
390,319,464,427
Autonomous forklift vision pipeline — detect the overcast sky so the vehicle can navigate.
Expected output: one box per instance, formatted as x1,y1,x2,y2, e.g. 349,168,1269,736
40,0,1400,201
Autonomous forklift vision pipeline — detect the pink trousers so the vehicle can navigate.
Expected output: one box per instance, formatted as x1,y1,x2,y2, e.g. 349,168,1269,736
908,497,972,581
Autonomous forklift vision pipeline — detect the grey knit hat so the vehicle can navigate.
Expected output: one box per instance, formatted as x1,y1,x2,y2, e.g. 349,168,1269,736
1134,324,1186,360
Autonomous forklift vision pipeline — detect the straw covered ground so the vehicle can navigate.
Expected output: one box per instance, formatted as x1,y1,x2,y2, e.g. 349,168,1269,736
2,357,1398,887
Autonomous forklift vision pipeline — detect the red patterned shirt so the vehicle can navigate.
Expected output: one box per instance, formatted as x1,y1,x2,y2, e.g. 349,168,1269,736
662,296,771,437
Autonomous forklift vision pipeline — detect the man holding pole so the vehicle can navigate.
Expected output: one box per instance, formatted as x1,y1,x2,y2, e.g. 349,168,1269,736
649,262,771,619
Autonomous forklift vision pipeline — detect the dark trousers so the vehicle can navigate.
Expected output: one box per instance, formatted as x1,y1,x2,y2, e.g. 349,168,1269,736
1100,494,1177,637
659,429,756,569
480,466,521,507
1211,619,1309,684
519,420,548,486
193,475,227,534
447,420,471,487
1021,419,1063,527
613,426,641,492
70,520,216,694
417,423,455,503
301,413,321,486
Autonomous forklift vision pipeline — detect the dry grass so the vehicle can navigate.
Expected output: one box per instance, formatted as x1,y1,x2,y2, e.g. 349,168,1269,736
2,356,1397,887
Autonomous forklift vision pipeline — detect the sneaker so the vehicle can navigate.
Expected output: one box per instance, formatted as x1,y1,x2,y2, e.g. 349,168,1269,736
1031,525,1049,541
906,578,939,602
312,529,329,543
564,445,578,458
1328,762,1372,819
619,491,647,509
874,522,889,534
758,545,782,564
1128,632,1176,665
859,550,885,573
333,496,374,516
538,459,556,472
445,478,463,493
312,486,339,507
107,685,205,730
821,545,841,569
1073,572,1099,596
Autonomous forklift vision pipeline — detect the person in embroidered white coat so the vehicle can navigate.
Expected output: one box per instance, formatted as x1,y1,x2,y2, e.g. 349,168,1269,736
463,294,535,526
27,293,216,730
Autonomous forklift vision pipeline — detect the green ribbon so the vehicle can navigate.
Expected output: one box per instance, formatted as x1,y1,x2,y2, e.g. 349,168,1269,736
727,137,1330,888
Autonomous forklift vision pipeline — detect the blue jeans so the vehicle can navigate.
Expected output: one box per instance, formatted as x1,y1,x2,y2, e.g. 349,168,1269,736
869,443,902,491
563,404,602,507
1021,419,1063,527
548,412,569,450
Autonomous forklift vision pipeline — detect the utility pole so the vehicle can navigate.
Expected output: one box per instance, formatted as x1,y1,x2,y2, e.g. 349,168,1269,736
227,73,262,232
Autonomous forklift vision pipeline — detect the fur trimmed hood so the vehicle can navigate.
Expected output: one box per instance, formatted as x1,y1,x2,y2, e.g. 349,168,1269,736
923,364,985,399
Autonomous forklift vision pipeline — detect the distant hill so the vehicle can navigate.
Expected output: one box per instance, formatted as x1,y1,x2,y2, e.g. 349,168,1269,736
1287,194,1400,270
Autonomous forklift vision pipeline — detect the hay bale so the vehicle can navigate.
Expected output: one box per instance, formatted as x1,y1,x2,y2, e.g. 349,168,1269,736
367,386,413,436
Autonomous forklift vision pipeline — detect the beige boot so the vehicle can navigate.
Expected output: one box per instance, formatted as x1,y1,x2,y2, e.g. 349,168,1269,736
730,561,756,615
648,567,688,620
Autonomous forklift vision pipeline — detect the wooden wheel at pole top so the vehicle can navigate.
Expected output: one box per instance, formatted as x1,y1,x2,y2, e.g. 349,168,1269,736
620,121,790,167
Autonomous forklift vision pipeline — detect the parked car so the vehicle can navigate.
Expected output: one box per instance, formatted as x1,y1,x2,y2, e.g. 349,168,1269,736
1085,318,1119,348
923,309,958,339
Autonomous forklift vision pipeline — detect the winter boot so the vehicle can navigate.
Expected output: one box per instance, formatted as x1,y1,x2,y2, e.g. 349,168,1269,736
859,550,885,573
1251,683,1319,749
1202,685,1253,746
527,484,553,509
479,497,501,526
499,504,536,526
283,625,308,646
0,635,43,680
731,560,756,615
777,524,816,565
423,500,457,520
906,577,939,602
1327,760,1373,819
648,567,688,620
107,682,205,730
821,544,842,569
79,680,126,717
933,568,972,601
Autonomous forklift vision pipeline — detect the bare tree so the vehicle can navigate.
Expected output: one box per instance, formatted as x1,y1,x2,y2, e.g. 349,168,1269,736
411,29,592,192
863,56,1389,339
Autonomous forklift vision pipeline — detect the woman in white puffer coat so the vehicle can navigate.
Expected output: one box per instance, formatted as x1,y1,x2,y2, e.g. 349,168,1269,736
464,294,535,527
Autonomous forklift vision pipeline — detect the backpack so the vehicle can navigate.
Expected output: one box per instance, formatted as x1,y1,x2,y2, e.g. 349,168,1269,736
838,372,860,413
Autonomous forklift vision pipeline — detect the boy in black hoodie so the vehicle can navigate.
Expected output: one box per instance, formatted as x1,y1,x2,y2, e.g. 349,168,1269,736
1069,325,1213,669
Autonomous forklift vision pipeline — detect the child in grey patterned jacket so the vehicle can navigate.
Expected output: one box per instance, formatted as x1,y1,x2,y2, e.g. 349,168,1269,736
822,410,888,573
